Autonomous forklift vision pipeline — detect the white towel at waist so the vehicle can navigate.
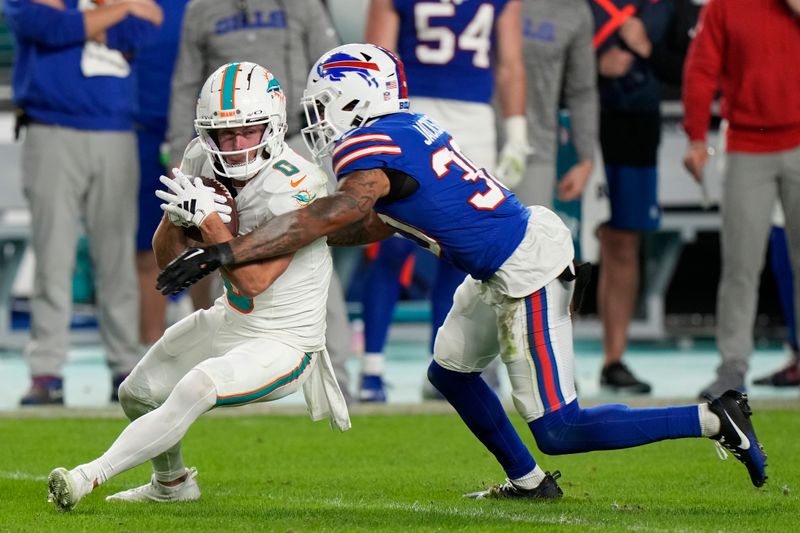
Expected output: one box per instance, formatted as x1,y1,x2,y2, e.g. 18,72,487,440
302,349,351,432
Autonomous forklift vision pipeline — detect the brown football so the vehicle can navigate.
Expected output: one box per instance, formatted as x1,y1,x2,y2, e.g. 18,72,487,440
183,176,239,242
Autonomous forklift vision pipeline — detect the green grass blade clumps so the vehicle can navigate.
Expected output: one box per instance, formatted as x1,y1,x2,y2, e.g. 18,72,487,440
1,410,796,532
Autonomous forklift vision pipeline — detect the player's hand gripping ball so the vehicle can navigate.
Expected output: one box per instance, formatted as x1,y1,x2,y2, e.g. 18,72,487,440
156,170,239,241
181,176,238,241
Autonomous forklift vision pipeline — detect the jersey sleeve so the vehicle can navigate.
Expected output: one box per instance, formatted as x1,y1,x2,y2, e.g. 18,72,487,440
267,164,330,217
178,138,208,177
331,128,405,180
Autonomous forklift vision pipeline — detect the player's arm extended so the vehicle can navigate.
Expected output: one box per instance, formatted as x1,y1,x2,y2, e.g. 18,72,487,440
152,213,189,270
156,169,391,295
327,209,395,246
199,215,294,298
229,168,391,263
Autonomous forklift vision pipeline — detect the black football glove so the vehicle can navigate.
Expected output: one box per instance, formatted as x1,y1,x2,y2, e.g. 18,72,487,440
156,243,233,295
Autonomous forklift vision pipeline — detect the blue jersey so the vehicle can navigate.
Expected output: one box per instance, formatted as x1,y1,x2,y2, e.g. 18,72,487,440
394,0,510,104
133,0,189,127
332,112,529,281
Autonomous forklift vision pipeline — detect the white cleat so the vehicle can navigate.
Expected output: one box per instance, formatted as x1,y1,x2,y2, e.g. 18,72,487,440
105,467,200,503
47,467,94,512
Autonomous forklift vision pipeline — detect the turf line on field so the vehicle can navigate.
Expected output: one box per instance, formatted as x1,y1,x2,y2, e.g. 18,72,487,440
324,498,586,526
0,470,47,482
276,495,678,532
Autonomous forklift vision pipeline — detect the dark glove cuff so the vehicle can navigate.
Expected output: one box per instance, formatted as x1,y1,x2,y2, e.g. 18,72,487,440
215,242,234,266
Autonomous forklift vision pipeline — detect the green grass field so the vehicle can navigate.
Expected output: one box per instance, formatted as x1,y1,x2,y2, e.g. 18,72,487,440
1,408,797,532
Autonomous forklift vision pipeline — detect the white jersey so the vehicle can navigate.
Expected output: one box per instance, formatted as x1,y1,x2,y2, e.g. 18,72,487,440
180,139,332,352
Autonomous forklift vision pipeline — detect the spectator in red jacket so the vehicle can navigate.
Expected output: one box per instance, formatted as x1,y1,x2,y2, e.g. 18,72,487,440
682,0,800,399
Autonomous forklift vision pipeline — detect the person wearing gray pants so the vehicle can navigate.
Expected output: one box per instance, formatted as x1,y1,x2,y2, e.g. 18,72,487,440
711,151,800,394
5,0,164,405
21,127,144,402
682,0,800,398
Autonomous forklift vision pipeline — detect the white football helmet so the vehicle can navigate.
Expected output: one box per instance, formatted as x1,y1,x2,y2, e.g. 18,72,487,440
301,43,410,160
195,62,287,180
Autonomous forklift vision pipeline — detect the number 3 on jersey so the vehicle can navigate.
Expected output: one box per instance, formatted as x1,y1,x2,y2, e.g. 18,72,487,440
432,138,507,210
414,2,494,68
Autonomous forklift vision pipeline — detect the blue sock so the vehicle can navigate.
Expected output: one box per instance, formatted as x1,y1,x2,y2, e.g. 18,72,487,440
362,237,415,353
429,260,467,352
770,226,798,351
428,361,536,478
529,400,701,455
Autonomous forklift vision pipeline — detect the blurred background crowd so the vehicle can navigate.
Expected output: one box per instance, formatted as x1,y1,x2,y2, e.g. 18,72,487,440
0,0,798,408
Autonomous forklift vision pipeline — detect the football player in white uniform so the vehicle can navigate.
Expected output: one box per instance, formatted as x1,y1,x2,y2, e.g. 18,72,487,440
46,62,349,512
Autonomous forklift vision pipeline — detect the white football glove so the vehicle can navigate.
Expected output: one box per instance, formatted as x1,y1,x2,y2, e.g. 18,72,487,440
495,116,533,189
155,169,232,228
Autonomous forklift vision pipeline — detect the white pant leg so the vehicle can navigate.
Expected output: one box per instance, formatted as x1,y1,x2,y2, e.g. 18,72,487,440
81,368,217,486
122,306,223,406
117,306,223,482
433,277,500,373
502,277,577,422
198,338,317,407
433,274,577,422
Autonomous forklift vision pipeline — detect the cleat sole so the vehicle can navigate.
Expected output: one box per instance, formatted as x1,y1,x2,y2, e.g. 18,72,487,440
47,468,75,512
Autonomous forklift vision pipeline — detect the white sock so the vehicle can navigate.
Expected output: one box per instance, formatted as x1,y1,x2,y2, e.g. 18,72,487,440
74,370,216,487
152,443,187,484
362,353,385,376
119,383,187,483
510,465,546,490
72,462,105,490
698,403,721,437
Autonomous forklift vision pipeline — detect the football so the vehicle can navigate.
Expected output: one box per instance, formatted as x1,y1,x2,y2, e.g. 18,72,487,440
183,175,239,242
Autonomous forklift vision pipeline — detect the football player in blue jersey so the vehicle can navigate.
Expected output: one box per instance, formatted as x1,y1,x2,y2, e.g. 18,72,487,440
356,0,529,402
157,43,768,498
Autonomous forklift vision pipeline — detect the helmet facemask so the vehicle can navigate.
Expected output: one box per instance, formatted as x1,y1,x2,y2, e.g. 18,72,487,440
197,116,286,180
194,62,288,181
301,87,373,161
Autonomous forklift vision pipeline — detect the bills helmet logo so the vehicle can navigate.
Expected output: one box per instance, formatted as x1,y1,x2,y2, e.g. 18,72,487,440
318,53,379,88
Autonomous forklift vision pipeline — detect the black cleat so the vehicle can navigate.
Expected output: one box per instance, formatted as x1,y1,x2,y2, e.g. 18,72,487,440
464,471,563,500
600,362,652,394
707,390,768,487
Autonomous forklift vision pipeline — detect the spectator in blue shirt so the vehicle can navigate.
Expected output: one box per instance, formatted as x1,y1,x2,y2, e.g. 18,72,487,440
6,0,162,405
